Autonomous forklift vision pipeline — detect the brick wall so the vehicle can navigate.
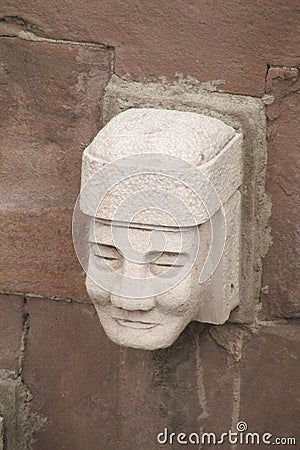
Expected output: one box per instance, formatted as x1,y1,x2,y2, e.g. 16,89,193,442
0,2,299,449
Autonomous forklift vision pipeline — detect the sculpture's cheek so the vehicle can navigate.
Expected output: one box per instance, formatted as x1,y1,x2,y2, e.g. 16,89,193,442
155,276,198,315
85,275,111,306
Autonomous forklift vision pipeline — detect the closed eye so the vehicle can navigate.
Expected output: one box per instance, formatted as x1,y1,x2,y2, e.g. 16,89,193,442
148,251,187,277
90,242,122,260
152,261,184,267
148,251,187,267
98,255,119,261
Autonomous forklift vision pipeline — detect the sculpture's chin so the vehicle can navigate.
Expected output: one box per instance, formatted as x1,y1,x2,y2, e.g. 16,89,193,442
98,314,188,350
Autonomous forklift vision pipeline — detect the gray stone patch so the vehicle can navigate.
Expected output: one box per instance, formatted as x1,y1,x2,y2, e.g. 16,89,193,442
0,370,46,450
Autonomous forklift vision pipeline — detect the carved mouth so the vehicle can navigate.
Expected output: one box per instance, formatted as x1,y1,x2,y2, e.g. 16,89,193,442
115,318,158,330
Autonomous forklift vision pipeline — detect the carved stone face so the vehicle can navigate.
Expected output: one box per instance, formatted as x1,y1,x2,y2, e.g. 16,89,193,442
85,220,210,350
75,108,242,349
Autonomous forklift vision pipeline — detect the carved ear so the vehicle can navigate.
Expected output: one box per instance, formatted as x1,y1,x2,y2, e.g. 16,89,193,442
194,191,241,325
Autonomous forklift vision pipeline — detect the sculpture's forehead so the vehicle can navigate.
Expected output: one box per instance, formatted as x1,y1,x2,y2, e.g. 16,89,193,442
89,220,197,254
87,108,235,165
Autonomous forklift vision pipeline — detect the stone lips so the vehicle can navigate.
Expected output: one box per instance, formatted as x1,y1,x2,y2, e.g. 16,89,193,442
80,108,243,226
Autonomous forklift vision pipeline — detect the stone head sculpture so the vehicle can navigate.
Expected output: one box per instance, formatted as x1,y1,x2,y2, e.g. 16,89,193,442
74,108,242,350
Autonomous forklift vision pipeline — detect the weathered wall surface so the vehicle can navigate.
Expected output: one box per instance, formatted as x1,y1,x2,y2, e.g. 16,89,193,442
0,2,299,449
261,68,300,320
1,1,300,95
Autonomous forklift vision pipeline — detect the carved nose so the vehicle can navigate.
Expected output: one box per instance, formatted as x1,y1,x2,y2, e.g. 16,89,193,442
121,259,148,278
110,294,155,311
110,260,155,310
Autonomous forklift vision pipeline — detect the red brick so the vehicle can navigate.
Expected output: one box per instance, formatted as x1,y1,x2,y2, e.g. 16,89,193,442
23,301,207,450
0,36,111,299
0,209,88,300
239,323,300,445
1,2,300,96
22,298,120,450
0,37,111,210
